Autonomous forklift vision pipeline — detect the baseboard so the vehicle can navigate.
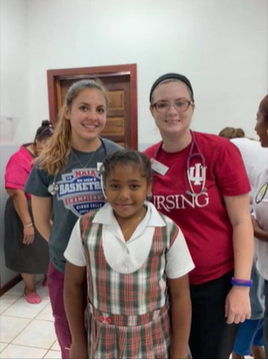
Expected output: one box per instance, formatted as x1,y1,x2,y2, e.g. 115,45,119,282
0,275,22,297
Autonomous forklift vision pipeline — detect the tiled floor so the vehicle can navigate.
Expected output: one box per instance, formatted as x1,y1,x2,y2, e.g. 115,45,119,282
0,279,259,359
0,277,60,359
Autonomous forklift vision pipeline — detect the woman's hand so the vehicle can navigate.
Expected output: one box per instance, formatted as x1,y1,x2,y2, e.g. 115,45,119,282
6,188,35,244
225,286,251,324
23,225,35,244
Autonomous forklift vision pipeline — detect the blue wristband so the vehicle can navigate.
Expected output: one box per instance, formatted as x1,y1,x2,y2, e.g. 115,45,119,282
231,277,253,287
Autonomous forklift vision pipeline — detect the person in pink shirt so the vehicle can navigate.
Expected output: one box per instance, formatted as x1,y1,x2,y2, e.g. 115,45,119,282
4,120,54,304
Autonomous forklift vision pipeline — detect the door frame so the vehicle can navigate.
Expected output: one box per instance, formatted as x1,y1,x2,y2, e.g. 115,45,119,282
47,63,137,149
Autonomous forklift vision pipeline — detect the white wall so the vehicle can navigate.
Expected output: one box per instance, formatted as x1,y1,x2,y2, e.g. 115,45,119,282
0,145,19,287
0,0,29,144
0,0,28,286
24,0,268,146
1,0,267,144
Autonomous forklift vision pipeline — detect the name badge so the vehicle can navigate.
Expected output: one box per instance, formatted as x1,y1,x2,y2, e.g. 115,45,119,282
151,158,169,176
97,162,103,171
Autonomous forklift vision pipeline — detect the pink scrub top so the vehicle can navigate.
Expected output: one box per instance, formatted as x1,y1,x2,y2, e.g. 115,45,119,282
5,144,35,200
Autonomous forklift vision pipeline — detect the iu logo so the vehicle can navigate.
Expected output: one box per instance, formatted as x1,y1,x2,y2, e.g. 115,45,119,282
188,163,207,185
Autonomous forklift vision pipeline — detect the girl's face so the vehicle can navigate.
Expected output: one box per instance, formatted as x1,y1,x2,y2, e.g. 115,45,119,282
105,164,151,222
150,81,194,137
65,88,107,148
255,109,268,148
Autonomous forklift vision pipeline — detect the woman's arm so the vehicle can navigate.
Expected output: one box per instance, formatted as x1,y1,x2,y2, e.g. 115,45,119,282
6,188,34,244
224,193,253,324
31,195,52,241
168,275,192,359
64,261,87,359
251,215,268,242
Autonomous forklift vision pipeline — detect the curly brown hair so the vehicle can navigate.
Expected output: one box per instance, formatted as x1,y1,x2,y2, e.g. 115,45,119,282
218,127,245,139
259,95,268,123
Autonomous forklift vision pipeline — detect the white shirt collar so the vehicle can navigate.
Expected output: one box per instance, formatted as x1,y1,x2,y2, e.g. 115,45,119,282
93,201,166,228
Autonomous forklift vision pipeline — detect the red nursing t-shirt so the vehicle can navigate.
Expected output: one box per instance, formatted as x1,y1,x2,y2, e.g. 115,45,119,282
144,132,250,285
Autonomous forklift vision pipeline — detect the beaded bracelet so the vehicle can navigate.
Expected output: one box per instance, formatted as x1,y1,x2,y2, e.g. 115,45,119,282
231,277,253,287
24,222,33,228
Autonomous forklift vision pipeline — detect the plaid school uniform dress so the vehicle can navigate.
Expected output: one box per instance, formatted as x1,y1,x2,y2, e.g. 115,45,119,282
80,210,178,359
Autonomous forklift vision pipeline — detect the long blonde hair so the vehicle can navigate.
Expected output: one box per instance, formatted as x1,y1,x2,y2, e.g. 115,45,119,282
38,79,109,175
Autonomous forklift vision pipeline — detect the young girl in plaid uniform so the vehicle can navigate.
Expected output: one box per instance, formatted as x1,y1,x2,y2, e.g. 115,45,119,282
64,149,194,359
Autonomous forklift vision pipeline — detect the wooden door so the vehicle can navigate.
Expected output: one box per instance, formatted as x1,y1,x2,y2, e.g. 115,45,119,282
47,64,137,149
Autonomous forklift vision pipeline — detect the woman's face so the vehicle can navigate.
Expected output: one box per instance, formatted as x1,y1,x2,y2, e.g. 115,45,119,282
65,88,107,149
150,81,194,137
255,109,268,148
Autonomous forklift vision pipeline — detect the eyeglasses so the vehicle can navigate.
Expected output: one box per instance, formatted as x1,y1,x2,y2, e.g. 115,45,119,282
152,98,194,114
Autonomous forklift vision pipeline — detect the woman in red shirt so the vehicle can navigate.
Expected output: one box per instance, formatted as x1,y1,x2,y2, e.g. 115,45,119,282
143,73,254,359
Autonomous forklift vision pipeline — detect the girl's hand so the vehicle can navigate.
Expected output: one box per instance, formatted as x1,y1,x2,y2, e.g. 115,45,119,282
251,215,262,232
23,226,34,244
69,341,88,359
225,286,251,324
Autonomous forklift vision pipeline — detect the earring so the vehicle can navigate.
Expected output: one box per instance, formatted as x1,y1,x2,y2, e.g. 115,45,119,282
146,193,152,201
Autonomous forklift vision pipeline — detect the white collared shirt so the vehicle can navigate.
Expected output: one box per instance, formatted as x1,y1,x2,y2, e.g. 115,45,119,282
64,202,194,278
